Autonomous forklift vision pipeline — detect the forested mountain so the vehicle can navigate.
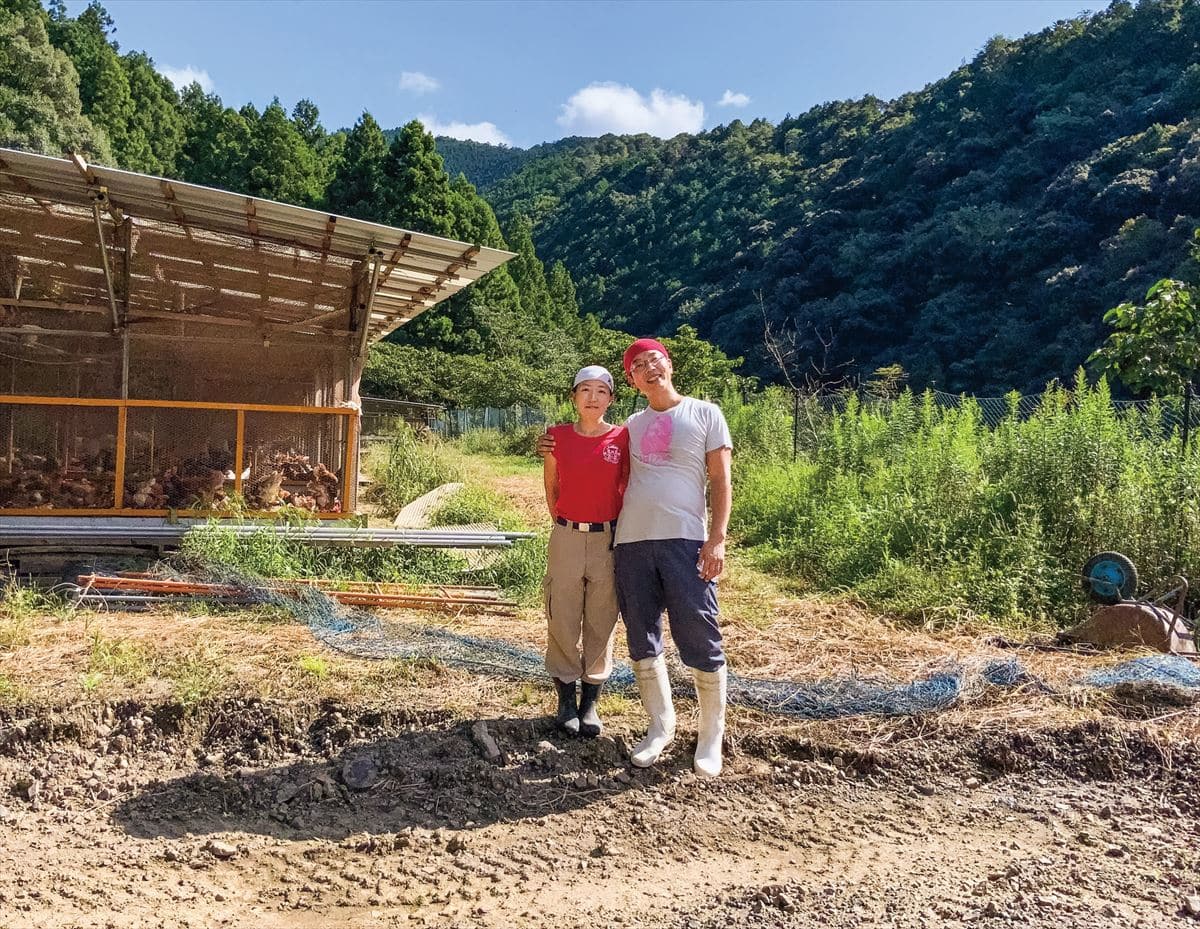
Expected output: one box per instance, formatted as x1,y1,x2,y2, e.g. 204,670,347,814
0,0,745,406
6,0,1199,397
483,0,1200,393
397,136,586,192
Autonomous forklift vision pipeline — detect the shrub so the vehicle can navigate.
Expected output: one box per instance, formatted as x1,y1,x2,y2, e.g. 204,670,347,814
365,423,464,515
731,376,1200,627
428,485,525,531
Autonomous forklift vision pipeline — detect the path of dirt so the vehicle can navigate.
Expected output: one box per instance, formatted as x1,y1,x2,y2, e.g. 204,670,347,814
3,458,1200,927
1,692,1199,929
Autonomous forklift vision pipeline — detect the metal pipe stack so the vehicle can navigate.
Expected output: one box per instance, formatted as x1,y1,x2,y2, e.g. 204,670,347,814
0,522,535,549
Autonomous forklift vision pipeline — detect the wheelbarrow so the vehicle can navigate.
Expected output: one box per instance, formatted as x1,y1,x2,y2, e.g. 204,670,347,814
1062,552,1198,654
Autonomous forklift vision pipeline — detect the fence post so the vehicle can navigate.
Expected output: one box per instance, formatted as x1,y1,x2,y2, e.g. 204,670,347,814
1184,381,1193,453
792,388,800,460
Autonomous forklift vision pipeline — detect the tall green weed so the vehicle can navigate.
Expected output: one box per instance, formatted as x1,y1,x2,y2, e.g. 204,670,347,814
365,423,464,515
731,376,1200,626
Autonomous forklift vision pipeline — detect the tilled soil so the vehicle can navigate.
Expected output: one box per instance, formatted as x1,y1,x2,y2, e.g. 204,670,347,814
2,694,1199,929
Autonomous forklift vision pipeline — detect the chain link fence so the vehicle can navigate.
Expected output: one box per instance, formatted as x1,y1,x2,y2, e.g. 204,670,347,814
435,406,553,438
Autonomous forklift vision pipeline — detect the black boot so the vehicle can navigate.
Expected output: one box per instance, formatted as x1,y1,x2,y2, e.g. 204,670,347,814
578,681,604,738
554,679,580,735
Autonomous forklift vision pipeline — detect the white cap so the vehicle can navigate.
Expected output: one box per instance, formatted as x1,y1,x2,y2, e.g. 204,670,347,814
572,364,614,392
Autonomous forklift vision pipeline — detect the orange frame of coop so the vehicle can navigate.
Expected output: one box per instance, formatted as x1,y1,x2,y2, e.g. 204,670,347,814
0,394,358,519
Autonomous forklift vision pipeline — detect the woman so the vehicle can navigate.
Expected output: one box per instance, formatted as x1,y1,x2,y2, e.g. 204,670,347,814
543,364,629,737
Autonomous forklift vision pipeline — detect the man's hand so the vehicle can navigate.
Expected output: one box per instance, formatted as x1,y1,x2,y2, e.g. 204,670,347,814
536,431,555,457
697,535,726,582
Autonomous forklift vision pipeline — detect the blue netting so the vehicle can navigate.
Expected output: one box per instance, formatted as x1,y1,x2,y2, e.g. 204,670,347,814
138,568,1200,719
1083,655,1200,689
252,576,1045,718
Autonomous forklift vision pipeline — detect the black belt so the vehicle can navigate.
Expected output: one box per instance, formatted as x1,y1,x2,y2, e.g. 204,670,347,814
555,517,617,533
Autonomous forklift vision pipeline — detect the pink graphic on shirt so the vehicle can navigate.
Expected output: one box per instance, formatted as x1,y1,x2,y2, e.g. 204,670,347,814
640,414,673,465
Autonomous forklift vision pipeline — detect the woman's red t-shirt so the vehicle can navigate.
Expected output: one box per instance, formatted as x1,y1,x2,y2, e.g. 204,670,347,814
549,423,629,523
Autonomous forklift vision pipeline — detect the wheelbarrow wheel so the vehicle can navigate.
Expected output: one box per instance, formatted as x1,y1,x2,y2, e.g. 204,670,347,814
1081,551,1138,605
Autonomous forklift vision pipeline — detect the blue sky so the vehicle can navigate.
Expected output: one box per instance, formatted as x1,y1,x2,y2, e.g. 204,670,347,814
74,0,1103,148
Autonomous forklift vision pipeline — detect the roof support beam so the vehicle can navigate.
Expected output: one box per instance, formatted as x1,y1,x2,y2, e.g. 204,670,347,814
90,192,120,332
354,252,383,363
0,325,115,339
71,153,124,225
270,305,348,333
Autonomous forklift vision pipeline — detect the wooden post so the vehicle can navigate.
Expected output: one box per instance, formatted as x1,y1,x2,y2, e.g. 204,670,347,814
341,410,358,515
120,218,132,399
113,404,127,509
91,196,120,332
792,388,801,460
234,409,245,495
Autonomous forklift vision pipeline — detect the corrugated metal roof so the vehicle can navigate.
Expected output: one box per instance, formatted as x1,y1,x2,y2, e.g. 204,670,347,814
0,147,513,343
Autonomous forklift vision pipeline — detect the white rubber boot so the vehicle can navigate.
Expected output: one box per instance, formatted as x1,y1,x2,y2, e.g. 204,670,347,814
692,665,727,779
630,655,676,767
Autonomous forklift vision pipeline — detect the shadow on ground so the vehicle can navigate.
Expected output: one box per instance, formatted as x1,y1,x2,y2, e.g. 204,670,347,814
111,712,677,841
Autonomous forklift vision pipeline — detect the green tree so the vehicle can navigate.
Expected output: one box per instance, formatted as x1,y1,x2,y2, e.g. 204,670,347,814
506,214,552,326
119,50,184,174
663,324,744,399
243,98,322,205
0,0,111,160
1092,276,1200,396
547,259,580,321
176,84,253,191
381,119,458,236
324,112,389,220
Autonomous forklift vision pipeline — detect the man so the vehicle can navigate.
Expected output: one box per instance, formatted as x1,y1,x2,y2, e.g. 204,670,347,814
539,338,733,777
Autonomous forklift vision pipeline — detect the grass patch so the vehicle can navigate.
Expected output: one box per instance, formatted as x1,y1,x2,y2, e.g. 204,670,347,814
0,672,21,703
0,584,68,649
163,646,229,707
510,681,540,707
296,654,330,680
428,485,527,531
729,376,1200,628
597,691,635,718
87,633,150,683
454,426,545,460
476,533,548,605
365,423,465,515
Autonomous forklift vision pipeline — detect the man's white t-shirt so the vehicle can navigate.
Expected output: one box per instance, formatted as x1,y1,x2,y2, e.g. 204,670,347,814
615,396,733,545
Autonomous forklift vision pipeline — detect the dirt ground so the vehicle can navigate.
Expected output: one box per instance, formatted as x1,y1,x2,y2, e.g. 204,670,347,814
3,461,1200,928
2,579,1200,929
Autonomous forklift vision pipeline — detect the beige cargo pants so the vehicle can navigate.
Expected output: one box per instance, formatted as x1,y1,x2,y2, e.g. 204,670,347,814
544,523,619,684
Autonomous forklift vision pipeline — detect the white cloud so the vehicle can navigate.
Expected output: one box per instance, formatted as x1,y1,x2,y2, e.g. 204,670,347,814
399,71,440,95
557,82,704,138
717,89,751,108
418,115,512,146
157,65,214,93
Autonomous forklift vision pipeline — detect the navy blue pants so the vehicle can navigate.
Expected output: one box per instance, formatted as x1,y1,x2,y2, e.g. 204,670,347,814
614,538,725,672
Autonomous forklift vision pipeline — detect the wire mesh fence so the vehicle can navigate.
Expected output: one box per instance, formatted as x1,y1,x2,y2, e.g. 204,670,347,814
124,406,238,511
139,564,1200,720
0,401,118,509
830,386,1200,433
0,397,353,516
435,406,552,438
243,410,348,514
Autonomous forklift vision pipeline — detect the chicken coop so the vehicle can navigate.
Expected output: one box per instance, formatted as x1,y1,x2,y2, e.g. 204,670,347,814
0,148,511,524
